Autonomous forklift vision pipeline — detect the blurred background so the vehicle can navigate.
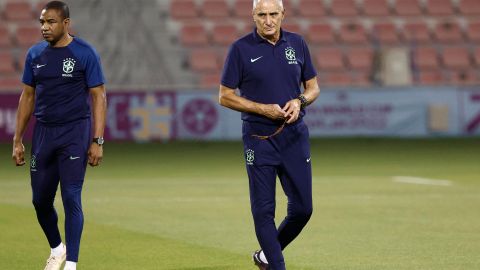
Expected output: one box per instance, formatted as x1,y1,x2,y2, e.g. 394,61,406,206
0,0,479,140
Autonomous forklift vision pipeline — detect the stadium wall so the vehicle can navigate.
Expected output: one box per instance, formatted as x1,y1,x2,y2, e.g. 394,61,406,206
1,87,479,142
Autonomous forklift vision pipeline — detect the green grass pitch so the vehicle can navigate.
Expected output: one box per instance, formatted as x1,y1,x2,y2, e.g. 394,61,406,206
1,138,479,269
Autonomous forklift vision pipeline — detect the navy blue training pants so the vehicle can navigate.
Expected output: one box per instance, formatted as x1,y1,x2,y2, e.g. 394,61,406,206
242,120,313,270
30,118,90,262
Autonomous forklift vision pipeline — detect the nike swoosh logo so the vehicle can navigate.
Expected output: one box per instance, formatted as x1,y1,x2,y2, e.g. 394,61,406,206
250,56,263,63
306,157,311,163
36,64,47,68
69,156,80,160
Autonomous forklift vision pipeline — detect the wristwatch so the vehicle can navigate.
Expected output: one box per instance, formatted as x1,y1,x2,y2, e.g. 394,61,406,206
92,137,104,146
297,94,308,109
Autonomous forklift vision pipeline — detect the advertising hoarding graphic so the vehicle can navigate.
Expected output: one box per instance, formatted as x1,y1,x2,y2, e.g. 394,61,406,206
304,91,427,136
463,92,480,134
181,98,218,136
105,92,176,141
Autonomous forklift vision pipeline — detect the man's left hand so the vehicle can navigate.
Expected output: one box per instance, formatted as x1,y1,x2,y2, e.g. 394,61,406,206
88,143,103,167
283,98,302,124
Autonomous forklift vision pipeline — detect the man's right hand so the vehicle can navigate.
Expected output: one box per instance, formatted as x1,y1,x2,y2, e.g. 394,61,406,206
12,141,26,166
261,104,287,120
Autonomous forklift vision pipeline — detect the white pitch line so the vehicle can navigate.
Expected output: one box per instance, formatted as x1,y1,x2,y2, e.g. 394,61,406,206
392,176,453,186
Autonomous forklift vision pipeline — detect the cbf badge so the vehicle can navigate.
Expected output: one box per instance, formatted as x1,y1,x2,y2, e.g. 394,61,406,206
62,58,76,77
246,149,255,165
285,47,298,64
63,58,75,73
31,155,37,171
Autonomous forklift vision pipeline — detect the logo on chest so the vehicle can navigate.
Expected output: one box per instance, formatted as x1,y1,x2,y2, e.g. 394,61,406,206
62,58,76,77
285,47,298,65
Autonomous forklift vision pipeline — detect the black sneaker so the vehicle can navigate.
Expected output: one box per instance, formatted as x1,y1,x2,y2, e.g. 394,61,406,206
252,250,269,270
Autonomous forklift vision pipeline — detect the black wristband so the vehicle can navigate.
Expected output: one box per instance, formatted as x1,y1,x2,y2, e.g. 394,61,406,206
297,94,308,109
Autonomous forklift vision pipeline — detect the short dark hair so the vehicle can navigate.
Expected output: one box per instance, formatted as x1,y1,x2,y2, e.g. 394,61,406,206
44,1,70,19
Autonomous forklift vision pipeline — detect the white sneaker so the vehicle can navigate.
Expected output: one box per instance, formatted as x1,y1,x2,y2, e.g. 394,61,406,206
44,251,66,270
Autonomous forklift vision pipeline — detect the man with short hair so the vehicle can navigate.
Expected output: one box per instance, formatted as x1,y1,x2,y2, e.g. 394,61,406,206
219,0,320,269
12,1,106,270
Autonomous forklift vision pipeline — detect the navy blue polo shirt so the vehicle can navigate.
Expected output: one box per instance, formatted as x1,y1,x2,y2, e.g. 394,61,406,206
22,37,105,125
221,28,317,125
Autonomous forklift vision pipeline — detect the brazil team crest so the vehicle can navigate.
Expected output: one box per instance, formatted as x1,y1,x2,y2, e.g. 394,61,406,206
30,155,37,171
285,47,298,64
245,149,254,165
62,58,76,76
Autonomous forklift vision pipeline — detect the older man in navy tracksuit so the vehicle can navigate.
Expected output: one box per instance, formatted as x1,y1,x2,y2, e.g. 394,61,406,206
218,0,320,269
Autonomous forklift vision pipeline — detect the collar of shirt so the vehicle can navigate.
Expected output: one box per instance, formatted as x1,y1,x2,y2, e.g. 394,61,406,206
252,27,287,44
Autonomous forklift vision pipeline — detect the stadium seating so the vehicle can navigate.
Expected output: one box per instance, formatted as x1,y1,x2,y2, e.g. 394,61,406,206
201,0,230,19
345,47,374,71
0,0,477,89
282,21,302,33
3,1,33,21
211,23,239,46
442,47,471,70
362,0,391,17
402,22,432,44
433,21,464,44
180,24,209,46
170,0,198,19
0,50,16,74
314,48,345,71
297,0,326,18
165,0,480,87
474,48,480,66
418,70,444,85
15,25,42,48
306,22,336,45
0,25,12,49
351,72,372,86
394,0,423,16
449,70,479,85
200,73,221,88
458,0,480,16
339,22,369,44
189,49,220,72
413,47,440,70
330,0,359,16
321,72,352,86
280,0,294,15
372,22,401,45
466,20,480,42
233,0,252,18
425,0,454,16
35,0,49,14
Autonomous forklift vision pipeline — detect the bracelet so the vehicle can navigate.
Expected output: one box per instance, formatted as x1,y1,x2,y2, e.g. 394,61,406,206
297,94,308,109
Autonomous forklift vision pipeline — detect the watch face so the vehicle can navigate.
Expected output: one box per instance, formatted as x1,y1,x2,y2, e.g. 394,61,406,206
95,137,104,145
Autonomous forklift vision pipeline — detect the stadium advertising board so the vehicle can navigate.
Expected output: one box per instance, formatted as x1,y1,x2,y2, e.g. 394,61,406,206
304,88,459,137
0,88,478,142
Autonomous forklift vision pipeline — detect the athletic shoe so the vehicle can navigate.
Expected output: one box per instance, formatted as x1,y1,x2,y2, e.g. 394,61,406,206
43,250,66,270
252,250,269,270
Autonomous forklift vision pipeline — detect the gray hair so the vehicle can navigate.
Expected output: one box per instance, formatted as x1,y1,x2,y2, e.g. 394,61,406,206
253,0,283,10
